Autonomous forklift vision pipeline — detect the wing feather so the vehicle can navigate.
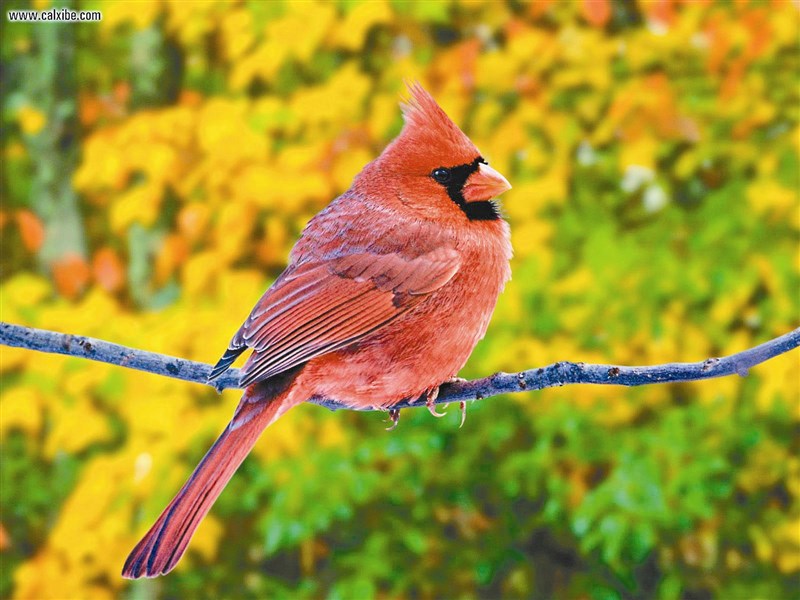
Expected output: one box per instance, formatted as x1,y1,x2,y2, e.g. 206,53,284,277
211,248,461,387
240,300,393,385
245,279,355,349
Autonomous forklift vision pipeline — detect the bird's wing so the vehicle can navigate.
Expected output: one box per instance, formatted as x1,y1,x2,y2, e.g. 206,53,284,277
209,247,461,387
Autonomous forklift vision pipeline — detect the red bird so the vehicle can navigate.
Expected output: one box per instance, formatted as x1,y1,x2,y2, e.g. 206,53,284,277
122,84,512,578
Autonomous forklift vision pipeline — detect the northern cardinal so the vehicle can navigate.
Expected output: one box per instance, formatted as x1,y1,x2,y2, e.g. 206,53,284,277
122,83,512,578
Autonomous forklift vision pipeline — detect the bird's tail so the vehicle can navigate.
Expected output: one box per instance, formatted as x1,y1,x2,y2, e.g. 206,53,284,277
122,376,297,579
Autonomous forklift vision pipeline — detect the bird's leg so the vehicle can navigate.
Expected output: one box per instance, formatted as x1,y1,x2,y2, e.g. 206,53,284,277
442,376,469,426
426,387,447,418
385,408,401,431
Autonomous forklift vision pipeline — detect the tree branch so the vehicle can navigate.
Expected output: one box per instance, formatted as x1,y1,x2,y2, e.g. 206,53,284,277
1,321,798,412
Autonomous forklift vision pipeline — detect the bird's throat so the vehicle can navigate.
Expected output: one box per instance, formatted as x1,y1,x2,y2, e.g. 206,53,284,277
456,199,501,221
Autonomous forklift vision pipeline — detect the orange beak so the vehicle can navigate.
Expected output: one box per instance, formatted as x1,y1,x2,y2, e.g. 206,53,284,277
462,163,512,203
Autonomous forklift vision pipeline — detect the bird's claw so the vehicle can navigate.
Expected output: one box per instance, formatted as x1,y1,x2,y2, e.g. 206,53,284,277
459,401,467,428
426,387,447,417
386,409,401,431
428,405,447,418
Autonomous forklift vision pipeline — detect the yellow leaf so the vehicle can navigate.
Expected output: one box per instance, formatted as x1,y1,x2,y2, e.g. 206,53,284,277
182,251,221,295
333,0,392,50
332,147,373,192
110,181,162,233
747,179,797,218
215,201,257,263
318,417,346,448
510,216,552,262
17,105,46,135
367,92,400,140
103,0,161,31
44,396,112,458
183,515,223,567
619,136,658,172
255,216,289,267
0,387,43,441
0,273,51,326
220,8,254,61
277,1,335,62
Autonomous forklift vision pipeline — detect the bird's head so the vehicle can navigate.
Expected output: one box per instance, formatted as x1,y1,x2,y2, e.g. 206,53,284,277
367,83,511,222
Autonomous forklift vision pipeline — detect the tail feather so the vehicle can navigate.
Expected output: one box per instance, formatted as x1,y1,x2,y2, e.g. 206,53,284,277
122,380,295,578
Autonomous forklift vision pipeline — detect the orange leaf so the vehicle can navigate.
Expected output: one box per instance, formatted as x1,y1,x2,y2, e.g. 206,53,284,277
642,0,675,27
113,81,131,106
154,234,189,284
177,204,210,242
582,0,611,27
52,254,90,300
16,209,45,253
79,93,103,127
180,90,203,107
742,7,771,62
0,523,9,551
721,56,747,102
92,247,125,292
529,0,556,19
705,16,730,75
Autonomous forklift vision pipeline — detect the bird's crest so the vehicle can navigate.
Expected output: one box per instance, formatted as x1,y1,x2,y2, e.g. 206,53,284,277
397,82,478,160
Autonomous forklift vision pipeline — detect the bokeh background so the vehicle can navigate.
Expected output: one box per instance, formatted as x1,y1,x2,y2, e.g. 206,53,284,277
1,0,799,598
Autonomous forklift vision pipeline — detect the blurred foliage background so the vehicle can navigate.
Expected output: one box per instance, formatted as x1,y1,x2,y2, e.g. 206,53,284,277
1,0,799,598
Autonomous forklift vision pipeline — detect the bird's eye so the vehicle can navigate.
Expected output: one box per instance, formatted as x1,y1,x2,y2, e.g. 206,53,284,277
431,168,451,184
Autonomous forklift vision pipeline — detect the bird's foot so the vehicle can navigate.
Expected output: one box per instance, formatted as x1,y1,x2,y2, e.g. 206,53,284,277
426,387,447,418
385,408,401,431
459,401,467,428
446,376,467,384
